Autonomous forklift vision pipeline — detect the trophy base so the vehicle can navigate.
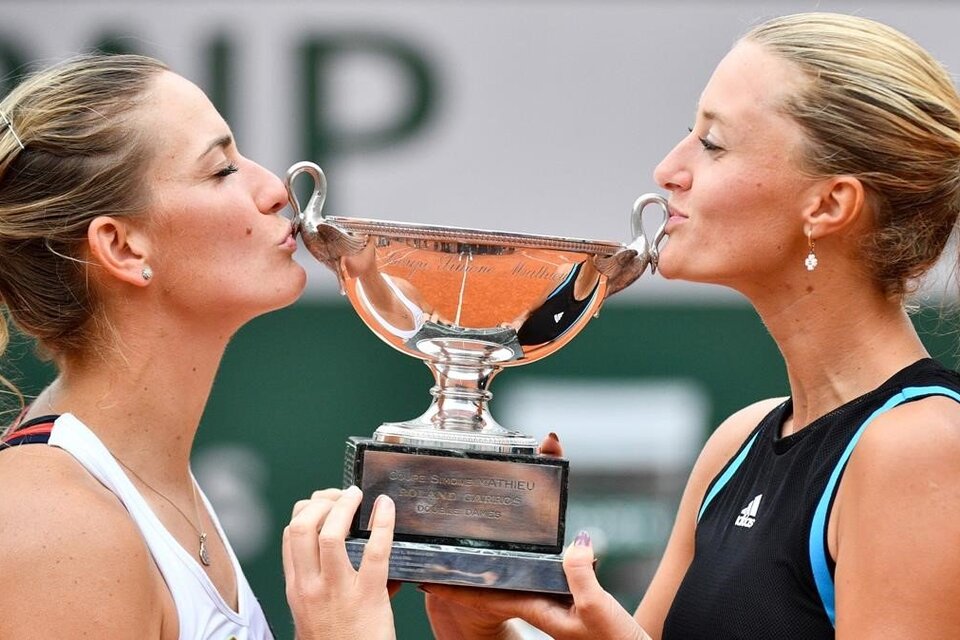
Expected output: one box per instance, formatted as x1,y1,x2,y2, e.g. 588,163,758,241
344,436,569,592
345,538,570,593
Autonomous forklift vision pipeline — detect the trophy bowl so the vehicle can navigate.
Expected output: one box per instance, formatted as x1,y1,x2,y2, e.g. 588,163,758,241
287,161,667,592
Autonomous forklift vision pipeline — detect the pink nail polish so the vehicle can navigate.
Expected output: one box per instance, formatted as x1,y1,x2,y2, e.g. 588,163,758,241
574,530,591,547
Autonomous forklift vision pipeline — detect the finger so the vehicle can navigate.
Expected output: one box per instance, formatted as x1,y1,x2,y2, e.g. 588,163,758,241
561,531,646,637
357,494,395,590
424,591,524,638
316,485,364,583
538,432,564,457
286,496,339,580
312,488,343,502
291,487,343,519
419,584,504,612
425,584,574,636
562,530,602,606
421,584,560,624
291,499,310,519
281,523,295,582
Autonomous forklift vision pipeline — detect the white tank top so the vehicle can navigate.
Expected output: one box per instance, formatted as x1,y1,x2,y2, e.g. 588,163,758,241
47,413,274,640
356,275,426,340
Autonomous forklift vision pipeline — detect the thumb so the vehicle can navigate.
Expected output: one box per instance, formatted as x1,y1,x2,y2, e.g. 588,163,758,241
563,530,600,598
563,531,648,639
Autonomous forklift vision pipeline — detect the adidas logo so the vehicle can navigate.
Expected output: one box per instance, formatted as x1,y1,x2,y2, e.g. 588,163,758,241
734,494,763,528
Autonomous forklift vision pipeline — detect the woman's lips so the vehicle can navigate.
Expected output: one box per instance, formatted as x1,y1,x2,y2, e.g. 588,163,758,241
279,225,298,251
665,206,688,232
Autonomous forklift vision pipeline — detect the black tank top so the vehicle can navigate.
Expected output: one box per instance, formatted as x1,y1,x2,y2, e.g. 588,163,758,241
662,358,960,639
517,262,598,346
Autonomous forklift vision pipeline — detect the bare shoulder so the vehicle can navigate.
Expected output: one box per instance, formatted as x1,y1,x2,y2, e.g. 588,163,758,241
0,445,167,637
848,394,960,478
833,395,960,636
840,393,960,520
677,396,787,537
691,397,785,484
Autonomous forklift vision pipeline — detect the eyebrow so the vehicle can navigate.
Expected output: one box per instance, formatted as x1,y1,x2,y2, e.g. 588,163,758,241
197,134,233,161
701,109,727,125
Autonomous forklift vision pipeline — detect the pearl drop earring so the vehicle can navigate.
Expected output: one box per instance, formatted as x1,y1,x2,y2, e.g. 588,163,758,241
804,229,818,272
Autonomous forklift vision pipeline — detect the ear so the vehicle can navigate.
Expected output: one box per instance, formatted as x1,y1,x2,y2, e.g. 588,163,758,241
86,216,152,287
801,176,866,240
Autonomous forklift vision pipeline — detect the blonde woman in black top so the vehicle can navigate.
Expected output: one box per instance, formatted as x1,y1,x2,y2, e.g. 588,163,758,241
425,12,960,639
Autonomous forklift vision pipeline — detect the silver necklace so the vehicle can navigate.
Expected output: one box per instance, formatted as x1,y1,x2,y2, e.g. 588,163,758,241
114,457,212,567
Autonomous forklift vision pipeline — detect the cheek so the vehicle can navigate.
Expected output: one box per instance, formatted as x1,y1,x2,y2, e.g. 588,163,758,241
157,219,246,278
710,169,794,230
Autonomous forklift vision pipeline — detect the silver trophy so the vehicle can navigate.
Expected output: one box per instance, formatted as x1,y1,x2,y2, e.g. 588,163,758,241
286,161,667,593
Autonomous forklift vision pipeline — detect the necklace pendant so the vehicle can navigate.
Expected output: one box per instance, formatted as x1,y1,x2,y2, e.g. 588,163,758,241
199,532,212,567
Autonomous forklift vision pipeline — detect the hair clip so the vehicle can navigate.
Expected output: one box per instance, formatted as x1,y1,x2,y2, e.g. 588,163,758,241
0,110,25,151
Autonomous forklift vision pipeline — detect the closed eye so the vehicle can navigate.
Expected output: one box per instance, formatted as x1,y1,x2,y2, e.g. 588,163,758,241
687,127,725,153
698,137,724,152
215,163,239,178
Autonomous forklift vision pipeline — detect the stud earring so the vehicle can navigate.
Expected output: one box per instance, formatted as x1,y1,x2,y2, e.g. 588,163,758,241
142,265,154,281
804,229,818,272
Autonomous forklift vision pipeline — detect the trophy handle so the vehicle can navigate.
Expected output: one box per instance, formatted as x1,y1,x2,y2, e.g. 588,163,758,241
285,161,328,235
285,161,367,293
629,193,669,274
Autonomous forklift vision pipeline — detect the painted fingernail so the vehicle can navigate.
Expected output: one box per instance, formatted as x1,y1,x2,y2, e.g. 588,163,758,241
574,530,591,547
547,432,560,443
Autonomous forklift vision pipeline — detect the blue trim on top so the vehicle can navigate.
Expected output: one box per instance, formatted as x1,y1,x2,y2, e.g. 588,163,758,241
697,430,761,523
545,263,580,301
809,385,960,627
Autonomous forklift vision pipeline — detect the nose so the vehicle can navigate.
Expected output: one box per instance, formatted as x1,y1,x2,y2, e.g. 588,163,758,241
654,137,693,193
252,161,289,215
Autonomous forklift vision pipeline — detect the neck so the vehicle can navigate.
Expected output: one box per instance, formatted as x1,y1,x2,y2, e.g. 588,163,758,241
35,318,233,488
747,273,927,435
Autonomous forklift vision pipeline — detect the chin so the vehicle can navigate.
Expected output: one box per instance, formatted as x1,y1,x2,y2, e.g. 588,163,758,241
275,270,308,310
655,255,683,280
655,246,720,284
657,266,680,280
252,268,309,316
290,264,308,295
654,258,717,286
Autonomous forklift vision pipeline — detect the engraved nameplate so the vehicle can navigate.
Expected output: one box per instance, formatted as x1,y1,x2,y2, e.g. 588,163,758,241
355,448,565,547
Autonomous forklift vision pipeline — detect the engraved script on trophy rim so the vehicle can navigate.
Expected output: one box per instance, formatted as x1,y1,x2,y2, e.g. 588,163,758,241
286,160,667,450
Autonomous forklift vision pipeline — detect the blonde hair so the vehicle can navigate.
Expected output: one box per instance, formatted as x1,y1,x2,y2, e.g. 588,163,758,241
0,54,167,371
745,13,960,298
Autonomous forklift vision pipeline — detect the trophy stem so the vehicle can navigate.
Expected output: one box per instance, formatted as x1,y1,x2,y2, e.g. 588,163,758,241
373,341,539,454
430,357,497,431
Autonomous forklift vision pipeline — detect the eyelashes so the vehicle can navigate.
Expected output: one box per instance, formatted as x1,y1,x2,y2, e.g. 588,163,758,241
215,163,239,178
687,127,724,153
699,137,723,152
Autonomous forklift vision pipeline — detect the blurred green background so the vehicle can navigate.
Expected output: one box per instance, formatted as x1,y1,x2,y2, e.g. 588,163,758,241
4,3,960,636
5,300,956,637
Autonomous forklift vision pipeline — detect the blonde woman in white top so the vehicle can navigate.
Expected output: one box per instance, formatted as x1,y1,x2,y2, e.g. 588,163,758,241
0,54,396,639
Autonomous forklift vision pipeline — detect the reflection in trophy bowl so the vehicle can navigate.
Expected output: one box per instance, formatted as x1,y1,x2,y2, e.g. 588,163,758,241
287,161,667,453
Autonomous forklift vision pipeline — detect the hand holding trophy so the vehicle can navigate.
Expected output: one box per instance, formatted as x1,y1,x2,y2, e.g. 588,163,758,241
286,161,667,593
